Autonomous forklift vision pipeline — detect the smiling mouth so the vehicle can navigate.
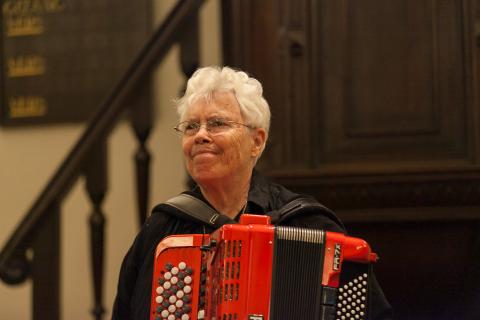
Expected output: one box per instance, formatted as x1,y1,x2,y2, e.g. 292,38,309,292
192,150,217,158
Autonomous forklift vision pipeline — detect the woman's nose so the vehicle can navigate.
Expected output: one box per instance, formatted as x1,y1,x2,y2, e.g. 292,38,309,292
193,125,212,144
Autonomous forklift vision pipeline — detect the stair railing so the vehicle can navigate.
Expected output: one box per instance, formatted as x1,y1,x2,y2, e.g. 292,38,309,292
0,1,204,319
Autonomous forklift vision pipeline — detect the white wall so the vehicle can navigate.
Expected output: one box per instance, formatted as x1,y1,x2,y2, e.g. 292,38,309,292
0,0,221,318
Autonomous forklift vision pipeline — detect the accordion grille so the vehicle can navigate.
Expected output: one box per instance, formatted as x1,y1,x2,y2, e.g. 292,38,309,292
270,226,325,320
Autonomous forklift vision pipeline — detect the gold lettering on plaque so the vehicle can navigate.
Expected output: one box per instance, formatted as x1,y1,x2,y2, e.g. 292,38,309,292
7,55,46,77
9,96,47,118
5,16,44,36
2,0,65,15
3,0,65,37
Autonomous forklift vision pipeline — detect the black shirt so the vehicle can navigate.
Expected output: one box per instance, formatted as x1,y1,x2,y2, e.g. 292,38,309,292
112,171,392,319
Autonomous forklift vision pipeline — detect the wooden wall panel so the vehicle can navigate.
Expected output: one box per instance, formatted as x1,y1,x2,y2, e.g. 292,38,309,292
319,0,471,168
223,0,317,170
274,0,314,169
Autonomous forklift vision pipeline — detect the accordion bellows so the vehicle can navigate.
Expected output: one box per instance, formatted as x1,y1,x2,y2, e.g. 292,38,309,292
150,214,378,320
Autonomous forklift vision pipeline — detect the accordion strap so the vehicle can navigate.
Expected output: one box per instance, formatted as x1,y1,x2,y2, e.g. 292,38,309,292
163,193,237,229
161,194,343,230
272,196,345,230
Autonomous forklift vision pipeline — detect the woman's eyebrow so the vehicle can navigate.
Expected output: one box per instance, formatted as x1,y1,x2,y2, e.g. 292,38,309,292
182,117,199,122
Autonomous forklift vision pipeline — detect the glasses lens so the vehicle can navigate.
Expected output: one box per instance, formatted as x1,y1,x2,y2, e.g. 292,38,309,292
175,121,196,135
183,121,199,135
207,118,231,134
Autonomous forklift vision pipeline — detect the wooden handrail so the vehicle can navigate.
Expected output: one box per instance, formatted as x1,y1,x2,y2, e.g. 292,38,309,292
0,0,205,283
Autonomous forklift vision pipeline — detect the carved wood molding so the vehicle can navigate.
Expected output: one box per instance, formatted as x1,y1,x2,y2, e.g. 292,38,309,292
270,172,480,211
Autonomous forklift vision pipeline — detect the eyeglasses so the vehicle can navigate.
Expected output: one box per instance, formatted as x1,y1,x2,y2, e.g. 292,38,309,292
174,118,252,136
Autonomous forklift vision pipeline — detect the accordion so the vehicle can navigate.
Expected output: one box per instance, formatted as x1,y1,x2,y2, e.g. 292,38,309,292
150,214,378,320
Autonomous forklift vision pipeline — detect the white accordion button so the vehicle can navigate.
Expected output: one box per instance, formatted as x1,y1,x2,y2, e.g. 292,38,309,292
167,315,175,320
156,286,164,294
176,300,184,308
184,285,192,293
161,310,169,318
178,262,187,270
169,295,177,304
198,309,205,319
184,276,192,284
168,305,176,313
176,290,185,298
170,276,178,284
181,314,190,320
164,272,172,280
155,295,163,304
171,267,179,275
163,281,171,289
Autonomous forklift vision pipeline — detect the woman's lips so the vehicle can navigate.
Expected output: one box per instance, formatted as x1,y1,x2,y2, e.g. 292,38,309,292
191,148,219,158
191,151,218,165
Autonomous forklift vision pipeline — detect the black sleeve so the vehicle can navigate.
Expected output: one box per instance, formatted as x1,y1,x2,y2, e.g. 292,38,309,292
368,272,394,320
111,212,181,320
111,238,139,320
282,210,346,233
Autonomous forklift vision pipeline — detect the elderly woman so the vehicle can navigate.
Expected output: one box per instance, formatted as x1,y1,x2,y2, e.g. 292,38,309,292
112,66,392,319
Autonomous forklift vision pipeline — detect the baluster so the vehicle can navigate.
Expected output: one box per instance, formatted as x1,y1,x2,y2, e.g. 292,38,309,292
179,9,199,88
179,9,200,190
130,84,153,227
84,142,108,320
32,201,60,320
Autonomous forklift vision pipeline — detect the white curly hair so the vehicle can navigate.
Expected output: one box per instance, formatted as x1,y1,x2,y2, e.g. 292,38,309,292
175,66,271,136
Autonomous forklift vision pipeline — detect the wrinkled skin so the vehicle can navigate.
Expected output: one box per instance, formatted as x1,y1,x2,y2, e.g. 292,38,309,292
181,91,265,188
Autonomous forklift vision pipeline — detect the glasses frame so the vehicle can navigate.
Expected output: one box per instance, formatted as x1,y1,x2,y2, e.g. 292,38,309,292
174,118,253,136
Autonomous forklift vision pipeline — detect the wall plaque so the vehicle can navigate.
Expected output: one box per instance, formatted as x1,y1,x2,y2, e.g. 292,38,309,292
0,0,151,125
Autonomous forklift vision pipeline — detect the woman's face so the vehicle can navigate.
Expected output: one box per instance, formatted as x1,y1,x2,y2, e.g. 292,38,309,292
181,92,265,185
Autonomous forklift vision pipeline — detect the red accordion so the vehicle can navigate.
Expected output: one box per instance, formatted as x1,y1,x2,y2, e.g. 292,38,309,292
150,214,378,320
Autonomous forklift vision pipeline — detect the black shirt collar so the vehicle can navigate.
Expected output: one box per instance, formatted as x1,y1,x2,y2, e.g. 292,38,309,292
186,169,272,216
246,169,272,214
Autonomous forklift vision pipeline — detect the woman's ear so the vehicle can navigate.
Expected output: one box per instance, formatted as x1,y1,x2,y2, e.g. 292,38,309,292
251,128,267,157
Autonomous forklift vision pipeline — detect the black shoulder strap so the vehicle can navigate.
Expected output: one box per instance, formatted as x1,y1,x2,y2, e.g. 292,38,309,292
162,193,237,229
160,194,343,231
271,196,345,230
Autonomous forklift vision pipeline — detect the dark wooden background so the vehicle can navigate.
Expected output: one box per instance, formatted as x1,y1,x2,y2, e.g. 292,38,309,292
222,0,480,319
